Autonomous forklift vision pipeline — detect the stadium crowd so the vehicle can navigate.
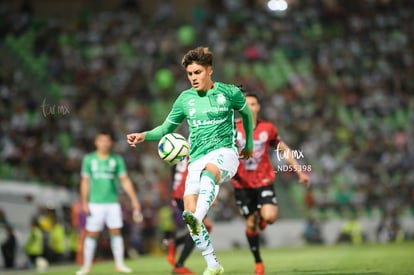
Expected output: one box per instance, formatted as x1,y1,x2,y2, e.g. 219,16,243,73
0,0,414,267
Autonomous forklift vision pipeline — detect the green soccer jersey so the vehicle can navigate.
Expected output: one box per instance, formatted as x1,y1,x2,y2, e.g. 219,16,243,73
166,82,248,161
81,152,127,203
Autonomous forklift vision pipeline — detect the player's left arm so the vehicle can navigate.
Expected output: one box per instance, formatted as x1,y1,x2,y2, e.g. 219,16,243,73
232,86,253,159
238,106,253,159
277,141,310,188
117,156,142,221
119,175,142,223
119,175,140,210
127,95,184,146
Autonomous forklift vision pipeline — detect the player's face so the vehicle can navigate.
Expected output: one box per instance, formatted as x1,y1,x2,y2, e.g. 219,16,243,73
95,134,112,154
186,63,213,91
246,96,260,116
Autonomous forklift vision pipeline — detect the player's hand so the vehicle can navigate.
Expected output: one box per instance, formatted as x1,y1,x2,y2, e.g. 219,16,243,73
239,148,253,160
132,209,143,224
127,132,146,147
298,172,310,188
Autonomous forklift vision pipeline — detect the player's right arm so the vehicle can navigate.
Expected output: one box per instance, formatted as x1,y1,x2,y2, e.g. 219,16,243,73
127,95,185,147
80,176,90,215
127,120,176,147
80,155,91,214
231,86,253,159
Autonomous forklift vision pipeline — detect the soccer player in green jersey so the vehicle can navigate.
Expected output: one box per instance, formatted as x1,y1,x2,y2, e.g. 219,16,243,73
127,47,254,275
76,132,141,275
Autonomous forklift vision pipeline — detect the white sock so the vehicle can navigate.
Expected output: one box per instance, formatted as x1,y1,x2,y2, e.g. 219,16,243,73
204,252,220,268
194,170,217,221
189,222,220,268
82,236,97,270
110,234,125,268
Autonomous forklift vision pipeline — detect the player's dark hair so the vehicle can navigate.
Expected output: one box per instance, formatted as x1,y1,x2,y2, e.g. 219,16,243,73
181,47,213,68
96,129,115,140
238,85,260,104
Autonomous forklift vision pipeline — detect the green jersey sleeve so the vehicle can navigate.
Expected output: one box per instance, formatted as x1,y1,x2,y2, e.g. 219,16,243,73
81,155,91,178
230,85,248,111
166,95,186,125
230,85,253,150
115,155,127,177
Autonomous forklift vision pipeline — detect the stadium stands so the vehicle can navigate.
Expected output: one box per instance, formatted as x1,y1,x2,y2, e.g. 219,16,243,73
1,0,413,222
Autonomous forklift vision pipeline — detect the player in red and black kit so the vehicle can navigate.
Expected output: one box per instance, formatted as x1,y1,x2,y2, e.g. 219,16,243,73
166,157,214,275
231,92,310,275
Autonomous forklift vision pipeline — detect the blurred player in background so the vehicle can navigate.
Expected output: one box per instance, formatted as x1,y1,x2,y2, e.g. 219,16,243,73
76,131,141,275
231,92,310,275
166,156,214,274
127,47,254,275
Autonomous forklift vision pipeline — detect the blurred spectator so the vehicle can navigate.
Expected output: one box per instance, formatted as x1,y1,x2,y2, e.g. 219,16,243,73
337,214,364,245
0,209,9,227
158,202,176,243
25,219,44,268
0,0,413,248
120,193,135,259
377,209,405,243
67,226,78,263
47,217,66,263
304,188,316,210
140,196,158,254
303,218,323,245
1,225,17,269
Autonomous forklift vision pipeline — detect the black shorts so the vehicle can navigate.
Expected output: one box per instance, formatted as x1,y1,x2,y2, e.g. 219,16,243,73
234,185,278,218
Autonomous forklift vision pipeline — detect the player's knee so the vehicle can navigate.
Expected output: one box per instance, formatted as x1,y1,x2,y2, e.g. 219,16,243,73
109,228,121,235
246,218,257,232
266,214,278,224
204,163,220,182
86,231,99,238
261,206,278,224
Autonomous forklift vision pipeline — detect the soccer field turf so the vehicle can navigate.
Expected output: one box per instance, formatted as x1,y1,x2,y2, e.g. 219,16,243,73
6,242,414,275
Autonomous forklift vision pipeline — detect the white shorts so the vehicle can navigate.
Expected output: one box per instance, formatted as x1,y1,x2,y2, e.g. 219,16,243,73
184,148,239,196
86,203,123,232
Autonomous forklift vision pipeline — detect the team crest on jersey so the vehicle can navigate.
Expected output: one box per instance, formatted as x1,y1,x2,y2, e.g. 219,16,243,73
216,93,226,104
258,131,268,142
189,107,196,117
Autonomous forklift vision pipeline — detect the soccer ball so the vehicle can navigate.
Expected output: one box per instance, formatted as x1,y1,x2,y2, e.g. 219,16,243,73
158,133,189,164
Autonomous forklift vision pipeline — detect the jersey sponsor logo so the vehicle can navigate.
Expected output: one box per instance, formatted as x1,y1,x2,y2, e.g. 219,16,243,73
191,117,227,128
209,106,229,112
261,190,274,198
92,172,116,179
